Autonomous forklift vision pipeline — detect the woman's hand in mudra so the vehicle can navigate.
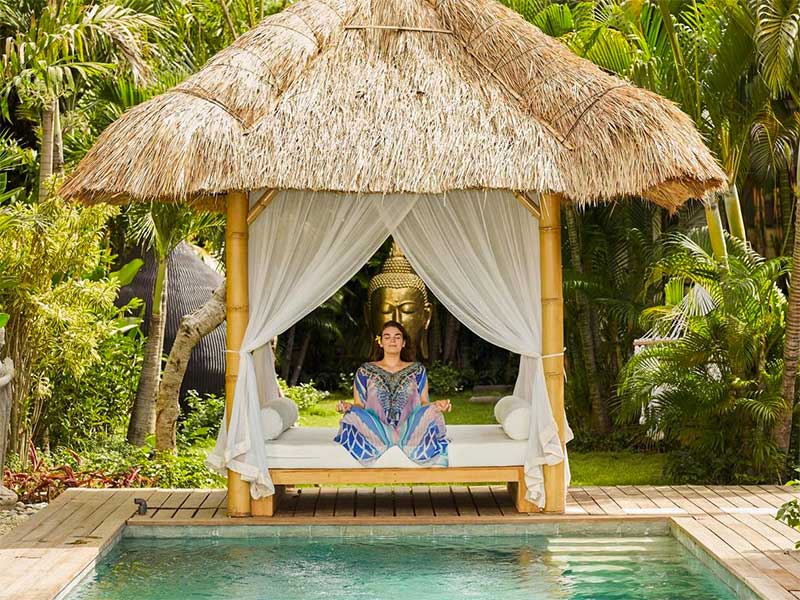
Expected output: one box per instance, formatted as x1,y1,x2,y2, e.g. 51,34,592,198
432,399,452,413
336,401,353,414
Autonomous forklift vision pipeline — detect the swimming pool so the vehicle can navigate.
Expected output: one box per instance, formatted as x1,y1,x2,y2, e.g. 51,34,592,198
65,531,742,599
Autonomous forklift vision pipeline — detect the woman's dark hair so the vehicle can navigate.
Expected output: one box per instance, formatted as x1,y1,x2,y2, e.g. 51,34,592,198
374,320,415,362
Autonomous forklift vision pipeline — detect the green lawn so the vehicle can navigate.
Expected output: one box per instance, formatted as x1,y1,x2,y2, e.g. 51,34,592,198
295,392,668,486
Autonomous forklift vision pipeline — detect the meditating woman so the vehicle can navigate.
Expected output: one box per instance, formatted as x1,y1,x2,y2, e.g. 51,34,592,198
334,321,451,466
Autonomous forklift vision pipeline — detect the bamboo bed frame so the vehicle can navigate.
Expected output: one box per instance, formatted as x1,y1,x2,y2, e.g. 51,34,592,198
224,191,567,518
255,466,538,516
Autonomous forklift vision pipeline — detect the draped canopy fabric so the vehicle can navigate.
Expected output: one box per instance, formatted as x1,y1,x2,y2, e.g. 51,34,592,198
206,189,570,507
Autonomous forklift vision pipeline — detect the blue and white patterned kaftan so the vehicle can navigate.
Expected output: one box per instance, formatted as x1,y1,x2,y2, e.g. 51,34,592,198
334,362,449,466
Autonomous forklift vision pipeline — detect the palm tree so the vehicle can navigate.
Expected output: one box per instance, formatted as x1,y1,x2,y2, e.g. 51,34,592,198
125,203,223,445
752,0,800,454
619,230,788,482
0,0,165,199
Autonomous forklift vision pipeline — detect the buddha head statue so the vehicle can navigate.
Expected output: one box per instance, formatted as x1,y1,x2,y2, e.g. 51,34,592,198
366,240,432,360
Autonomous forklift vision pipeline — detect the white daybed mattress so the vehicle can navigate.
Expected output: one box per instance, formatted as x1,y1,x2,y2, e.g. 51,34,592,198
264,425,526,469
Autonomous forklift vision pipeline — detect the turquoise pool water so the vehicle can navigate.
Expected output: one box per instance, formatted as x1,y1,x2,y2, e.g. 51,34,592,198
67,535,738,600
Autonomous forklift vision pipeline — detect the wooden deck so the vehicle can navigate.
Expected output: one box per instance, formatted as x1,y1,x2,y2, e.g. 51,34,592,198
2,485,800,599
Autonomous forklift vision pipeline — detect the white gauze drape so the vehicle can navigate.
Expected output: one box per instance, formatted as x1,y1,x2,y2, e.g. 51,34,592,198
208,189,570,507
385,190,571,507
206,190,417,497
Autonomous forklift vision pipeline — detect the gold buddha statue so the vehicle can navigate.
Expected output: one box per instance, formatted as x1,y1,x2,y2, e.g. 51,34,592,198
366,240,432,359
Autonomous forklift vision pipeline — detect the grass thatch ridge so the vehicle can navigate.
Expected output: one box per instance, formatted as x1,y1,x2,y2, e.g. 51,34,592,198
61,0,726,209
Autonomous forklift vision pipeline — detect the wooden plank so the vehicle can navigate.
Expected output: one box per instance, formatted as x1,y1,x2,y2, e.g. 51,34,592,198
429,486,459,517
28,489,116,545
617,485,659,510
333,488,356,517
270,466,520,486
374,487,395,517
468,485,502,517
153,490,192,520
710,513,783,552
275,488,300,517
754,514,800,545
696,515,760,555
565,490,587,514
569,487,605,515
394,487,414,517
194,489,227,520
760,485,800,506
670,486,720,514
315,487,338,518
411,486,433,517
1,489,86,547
582,487,624,516
354,487,375,518
451,486,477,517
173,490,210,521
740,552,800,596
654,486,705,515
731,486,781,509
729,512,797,550
489,485,517,515
293,487,321,518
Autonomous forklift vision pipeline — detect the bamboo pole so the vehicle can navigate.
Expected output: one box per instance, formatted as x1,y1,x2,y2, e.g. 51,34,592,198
704,198,728,263
539,193,566,514
226,190,252,517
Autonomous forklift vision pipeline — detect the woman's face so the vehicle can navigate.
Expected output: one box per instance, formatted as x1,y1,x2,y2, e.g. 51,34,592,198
380,326,405,355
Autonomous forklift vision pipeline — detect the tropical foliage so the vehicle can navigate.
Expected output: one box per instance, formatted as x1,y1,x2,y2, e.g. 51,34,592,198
618,231,788,482
2,0,800,489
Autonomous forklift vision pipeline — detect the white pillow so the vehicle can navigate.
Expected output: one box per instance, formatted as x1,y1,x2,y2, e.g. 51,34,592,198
494,395,521,423
494,395,531,441
268,397,299,428
260,407,284,441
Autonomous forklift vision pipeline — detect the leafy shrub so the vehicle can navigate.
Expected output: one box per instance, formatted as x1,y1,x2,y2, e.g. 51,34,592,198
4,440,224,502
618,231,788,484
46,327,144,449
427,361,466,395
177,390,225,447
278,378,329,411
776,474,800,548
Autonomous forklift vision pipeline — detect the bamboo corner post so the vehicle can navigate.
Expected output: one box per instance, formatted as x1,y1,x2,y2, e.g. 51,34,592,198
225,190,252,517
539,193,566,513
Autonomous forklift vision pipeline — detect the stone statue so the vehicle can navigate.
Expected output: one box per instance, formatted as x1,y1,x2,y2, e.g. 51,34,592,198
366,240,432,359
0,327,16,506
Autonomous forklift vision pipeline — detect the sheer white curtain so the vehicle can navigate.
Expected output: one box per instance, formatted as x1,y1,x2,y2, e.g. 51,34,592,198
207,188,569,507
206,190,417,497
387,190,570,507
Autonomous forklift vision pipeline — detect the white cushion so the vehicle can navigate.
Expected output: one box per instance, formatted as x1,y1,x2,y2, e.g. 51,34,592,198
494,395,520,423
268,397,299,428
493,395,531,441
260,407,284,440
264,425,526,468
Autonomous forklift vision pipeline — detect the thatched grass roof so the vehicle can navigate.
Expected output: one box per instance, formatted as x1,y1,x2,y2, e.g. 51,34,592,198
61,0,726,210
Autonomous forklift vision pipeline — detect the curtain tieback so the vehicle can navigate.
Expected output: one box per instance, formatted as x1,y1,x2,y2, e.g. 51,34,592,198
523,347,565,360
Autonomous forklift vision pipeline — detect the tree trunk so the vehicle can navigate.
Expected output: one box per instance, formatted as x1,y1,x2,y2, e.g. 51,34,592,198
128,258,168,446
705,198,728,263
443,311,460,364
723,185,747,243
565,206,611,435
0,329,16,504
155,281,226,452
52,102,64,175
38,100,55,201
281,325,295,381
777,154,800,454
290,330,311,387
